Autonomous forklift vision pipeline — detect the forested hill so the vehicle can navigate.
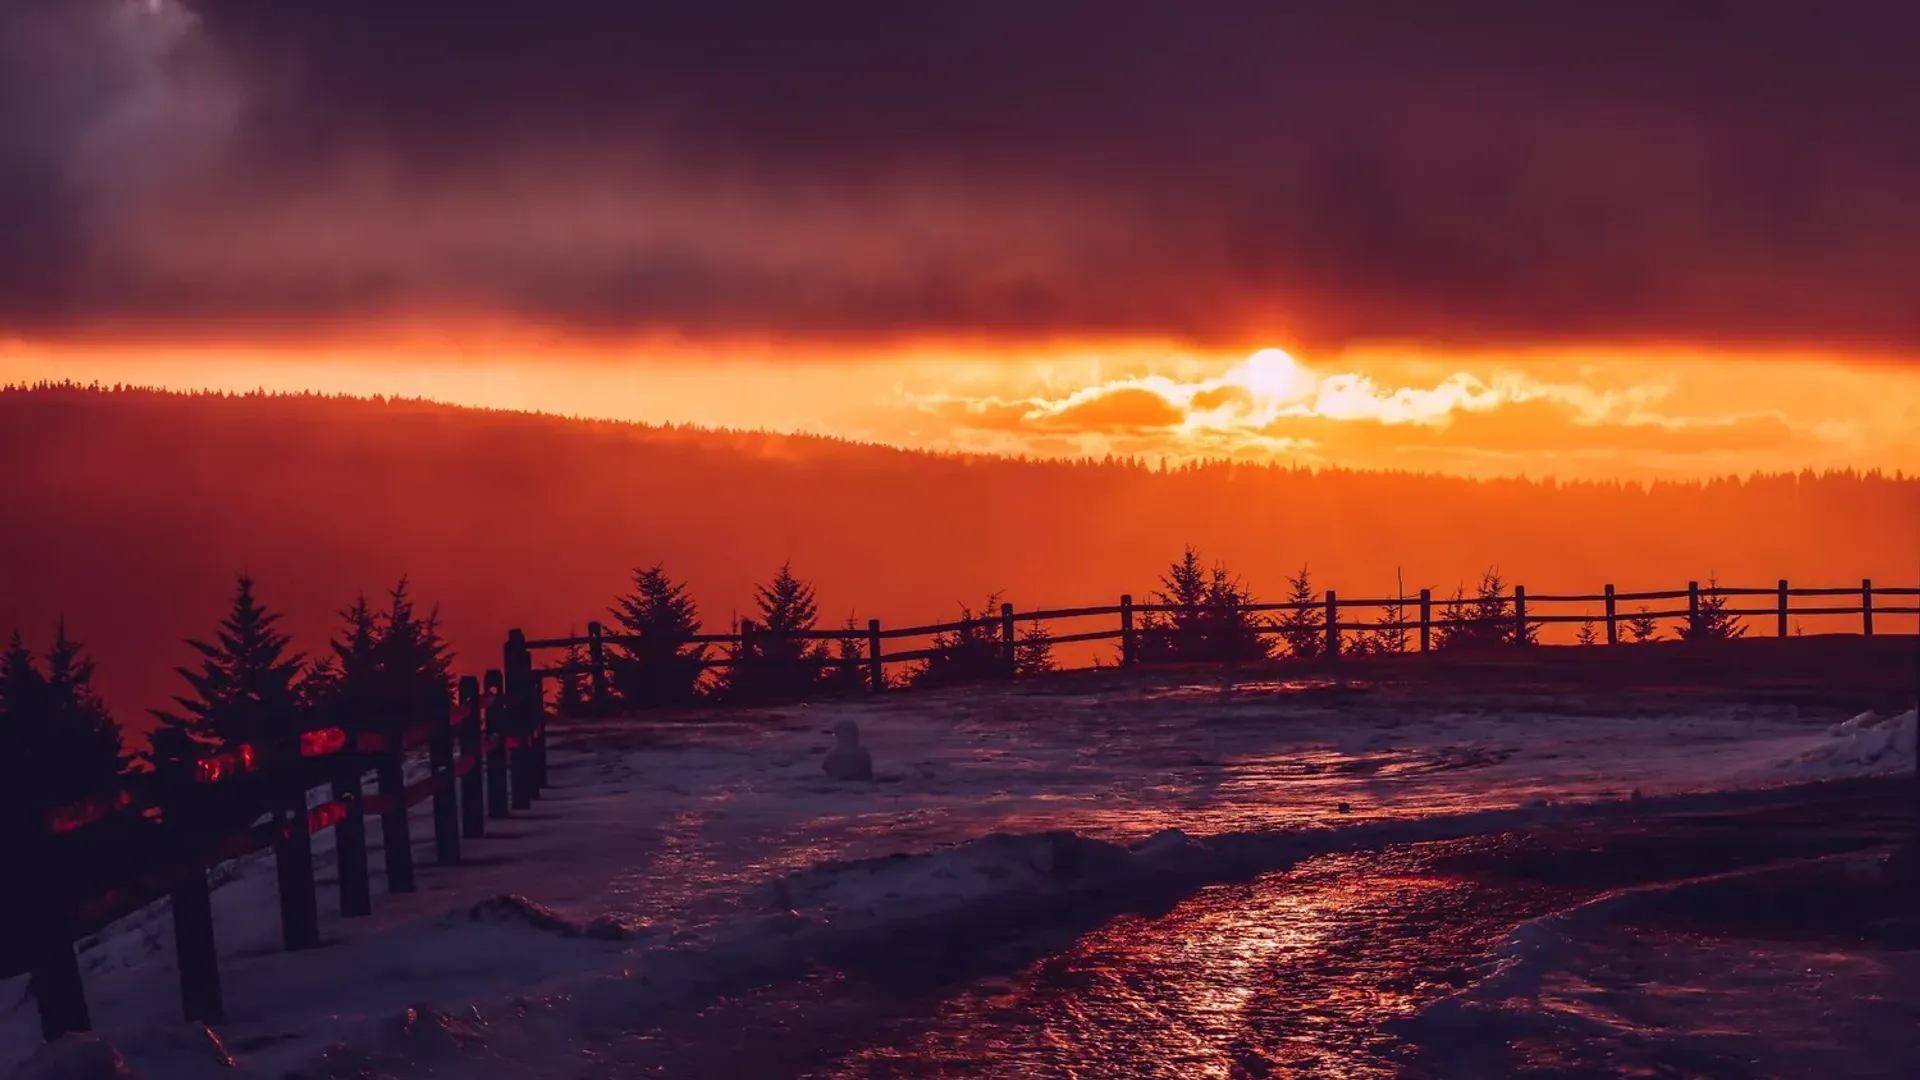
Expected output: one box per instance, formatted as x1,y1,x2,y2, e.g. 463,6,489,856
4,384,1914,721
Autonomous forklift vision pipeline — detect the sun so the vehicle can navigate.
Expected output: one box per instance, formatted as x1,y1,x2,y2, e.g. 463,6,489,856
1227,348,1311,403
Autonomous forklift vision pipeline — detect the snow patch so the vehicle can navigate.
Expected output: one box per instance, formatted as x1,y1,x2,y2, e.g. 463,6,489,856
1771,708,1915,779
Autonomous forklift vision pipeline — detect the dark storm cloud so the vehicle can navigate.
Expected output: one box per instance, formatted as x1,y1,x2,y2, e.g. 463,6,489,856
5,0,1920,349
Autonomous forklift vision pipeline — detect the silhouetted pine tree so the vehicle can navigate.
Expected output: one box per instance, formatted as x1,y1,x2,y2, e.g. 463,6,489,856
1137,547,1211,663
820,615,869,695
1576,616,1600,646
1626,606,1661,643
555,635,591,716
911,597,1006,688
1435,568,1533,649
1015,620,1057,677
1352,570,1412,656
152,575,303,750
0,627,127,811
1203,565,1272,664
1678,577,1747,641
1275,565,1325,660
376,578,453,717
720,563,830,702
608,565,708,708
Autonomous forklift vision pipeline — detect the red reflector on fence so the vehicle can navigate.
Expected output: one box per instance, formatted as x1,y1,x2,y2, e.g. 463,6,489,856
301,727,348,757
194,744,258,784
306,800,350,834
46,789,136,834
355,732,392,753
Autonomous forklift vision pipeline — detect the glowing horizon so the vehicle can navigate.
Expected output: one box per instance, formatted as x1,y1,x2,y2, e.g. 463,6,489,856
5,335,1917,482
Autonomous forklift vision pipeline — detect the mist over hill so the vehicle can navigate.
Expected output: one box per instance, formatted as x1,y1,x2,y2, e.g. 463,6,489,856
3,384,1915,723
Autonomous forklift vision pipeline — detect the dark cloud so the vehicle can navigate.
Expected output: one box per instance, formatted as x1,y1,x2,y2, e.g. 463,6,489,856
5,1,1920,350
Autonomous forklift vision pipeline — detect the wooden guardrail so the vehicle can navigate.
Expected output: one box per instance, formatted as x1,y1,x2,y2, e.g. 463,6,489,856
523,578,1919,710
2,660,552,1047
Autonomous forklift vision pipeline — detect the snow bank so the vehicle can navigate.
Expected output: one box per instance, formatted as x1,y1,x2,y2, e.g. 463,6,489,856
1769,708,1915,780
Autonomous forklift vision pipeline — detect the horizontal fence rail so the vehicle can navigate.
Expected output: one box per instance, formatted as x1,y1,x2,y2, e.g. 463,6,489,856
529,578,1918,709
4,655,558,1048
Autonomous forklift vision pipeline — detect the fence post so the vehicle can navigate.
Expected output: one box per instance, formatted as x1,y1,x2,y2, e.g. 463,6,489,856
331,712,372,918
272,733,322,950
18,811,90,1039
1001,602,1017,679
460,675,486,839
156,743,223,1025
1778,579,1790,638
484,668,510,820
506,630,535,811
376,707,416,894
1120,594,1136,668
1687,580,1701,638
1512,586,1528,645
1418,589,1432,653
1325,590,1340,660
1604,584,1618,645
867,619,884,693
587,620,608,715
429,689,461,865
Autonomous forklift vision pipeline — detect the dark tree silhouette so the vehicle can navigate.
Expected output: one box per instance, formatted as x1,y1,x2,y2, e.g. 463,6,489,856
1203,564,1271,665
0,627,127,811
305,583,453,727
720,562,830,702
1435,568,1535,650
1626,606,1662,643
820,615,869,696
1137,547,1269,664
153,575,304,750
1576,616,1600,646
376,578,453,715
911,596,1007,688
1137,547,1211,663
1275,565,1325,660
608,564,708,708
1679,577,1748,641
1015,619,1057,677
1352,570,1412,656
554,634,591,716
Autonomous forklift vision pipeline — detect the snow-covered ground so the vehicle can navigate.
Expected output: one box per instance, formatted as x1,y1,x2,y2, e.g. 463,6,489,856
4,675,1913,1078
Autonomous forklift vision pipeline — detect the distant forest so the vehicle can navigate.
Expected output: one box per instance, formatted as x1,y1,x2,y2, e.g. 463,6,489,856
4,383,1915,720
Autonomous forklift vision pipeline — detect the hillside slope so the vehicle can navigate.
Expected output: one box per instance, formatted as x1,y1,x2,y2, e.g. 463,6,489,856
3,385,1914,721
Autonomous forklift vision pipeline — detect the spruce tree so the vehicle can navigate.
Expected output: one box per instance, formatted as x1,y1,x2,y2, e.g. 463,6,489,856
1626,606,1662,643
1576,616,1600,646
821,615,869,695
375,578,453,716
1679,577,1747,641
153,575,304,750
1139,546,1212,663
1,629,127,810
911,597,1006,688
721,562,831,702
1275,565,1325,660
1204,565,1271,664
1015,620,1058,677
608,564,708,707
555,635,591,716
1436,568,1531,649
1353,569,1412,656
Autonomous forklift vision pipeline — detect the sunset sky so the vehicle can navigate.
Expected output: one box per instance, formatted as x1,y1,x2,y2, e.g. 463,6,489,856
5,1,1919,481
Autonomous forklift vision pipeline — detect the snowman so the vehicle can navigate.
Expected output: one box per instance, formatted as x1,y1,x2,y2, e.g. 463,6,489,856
822,718,873,781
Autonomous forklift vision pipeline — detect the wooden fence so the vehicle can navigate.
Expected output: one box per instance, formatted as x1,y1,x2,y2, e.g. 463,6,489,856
1,658,550,1047
525,578,1920,710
